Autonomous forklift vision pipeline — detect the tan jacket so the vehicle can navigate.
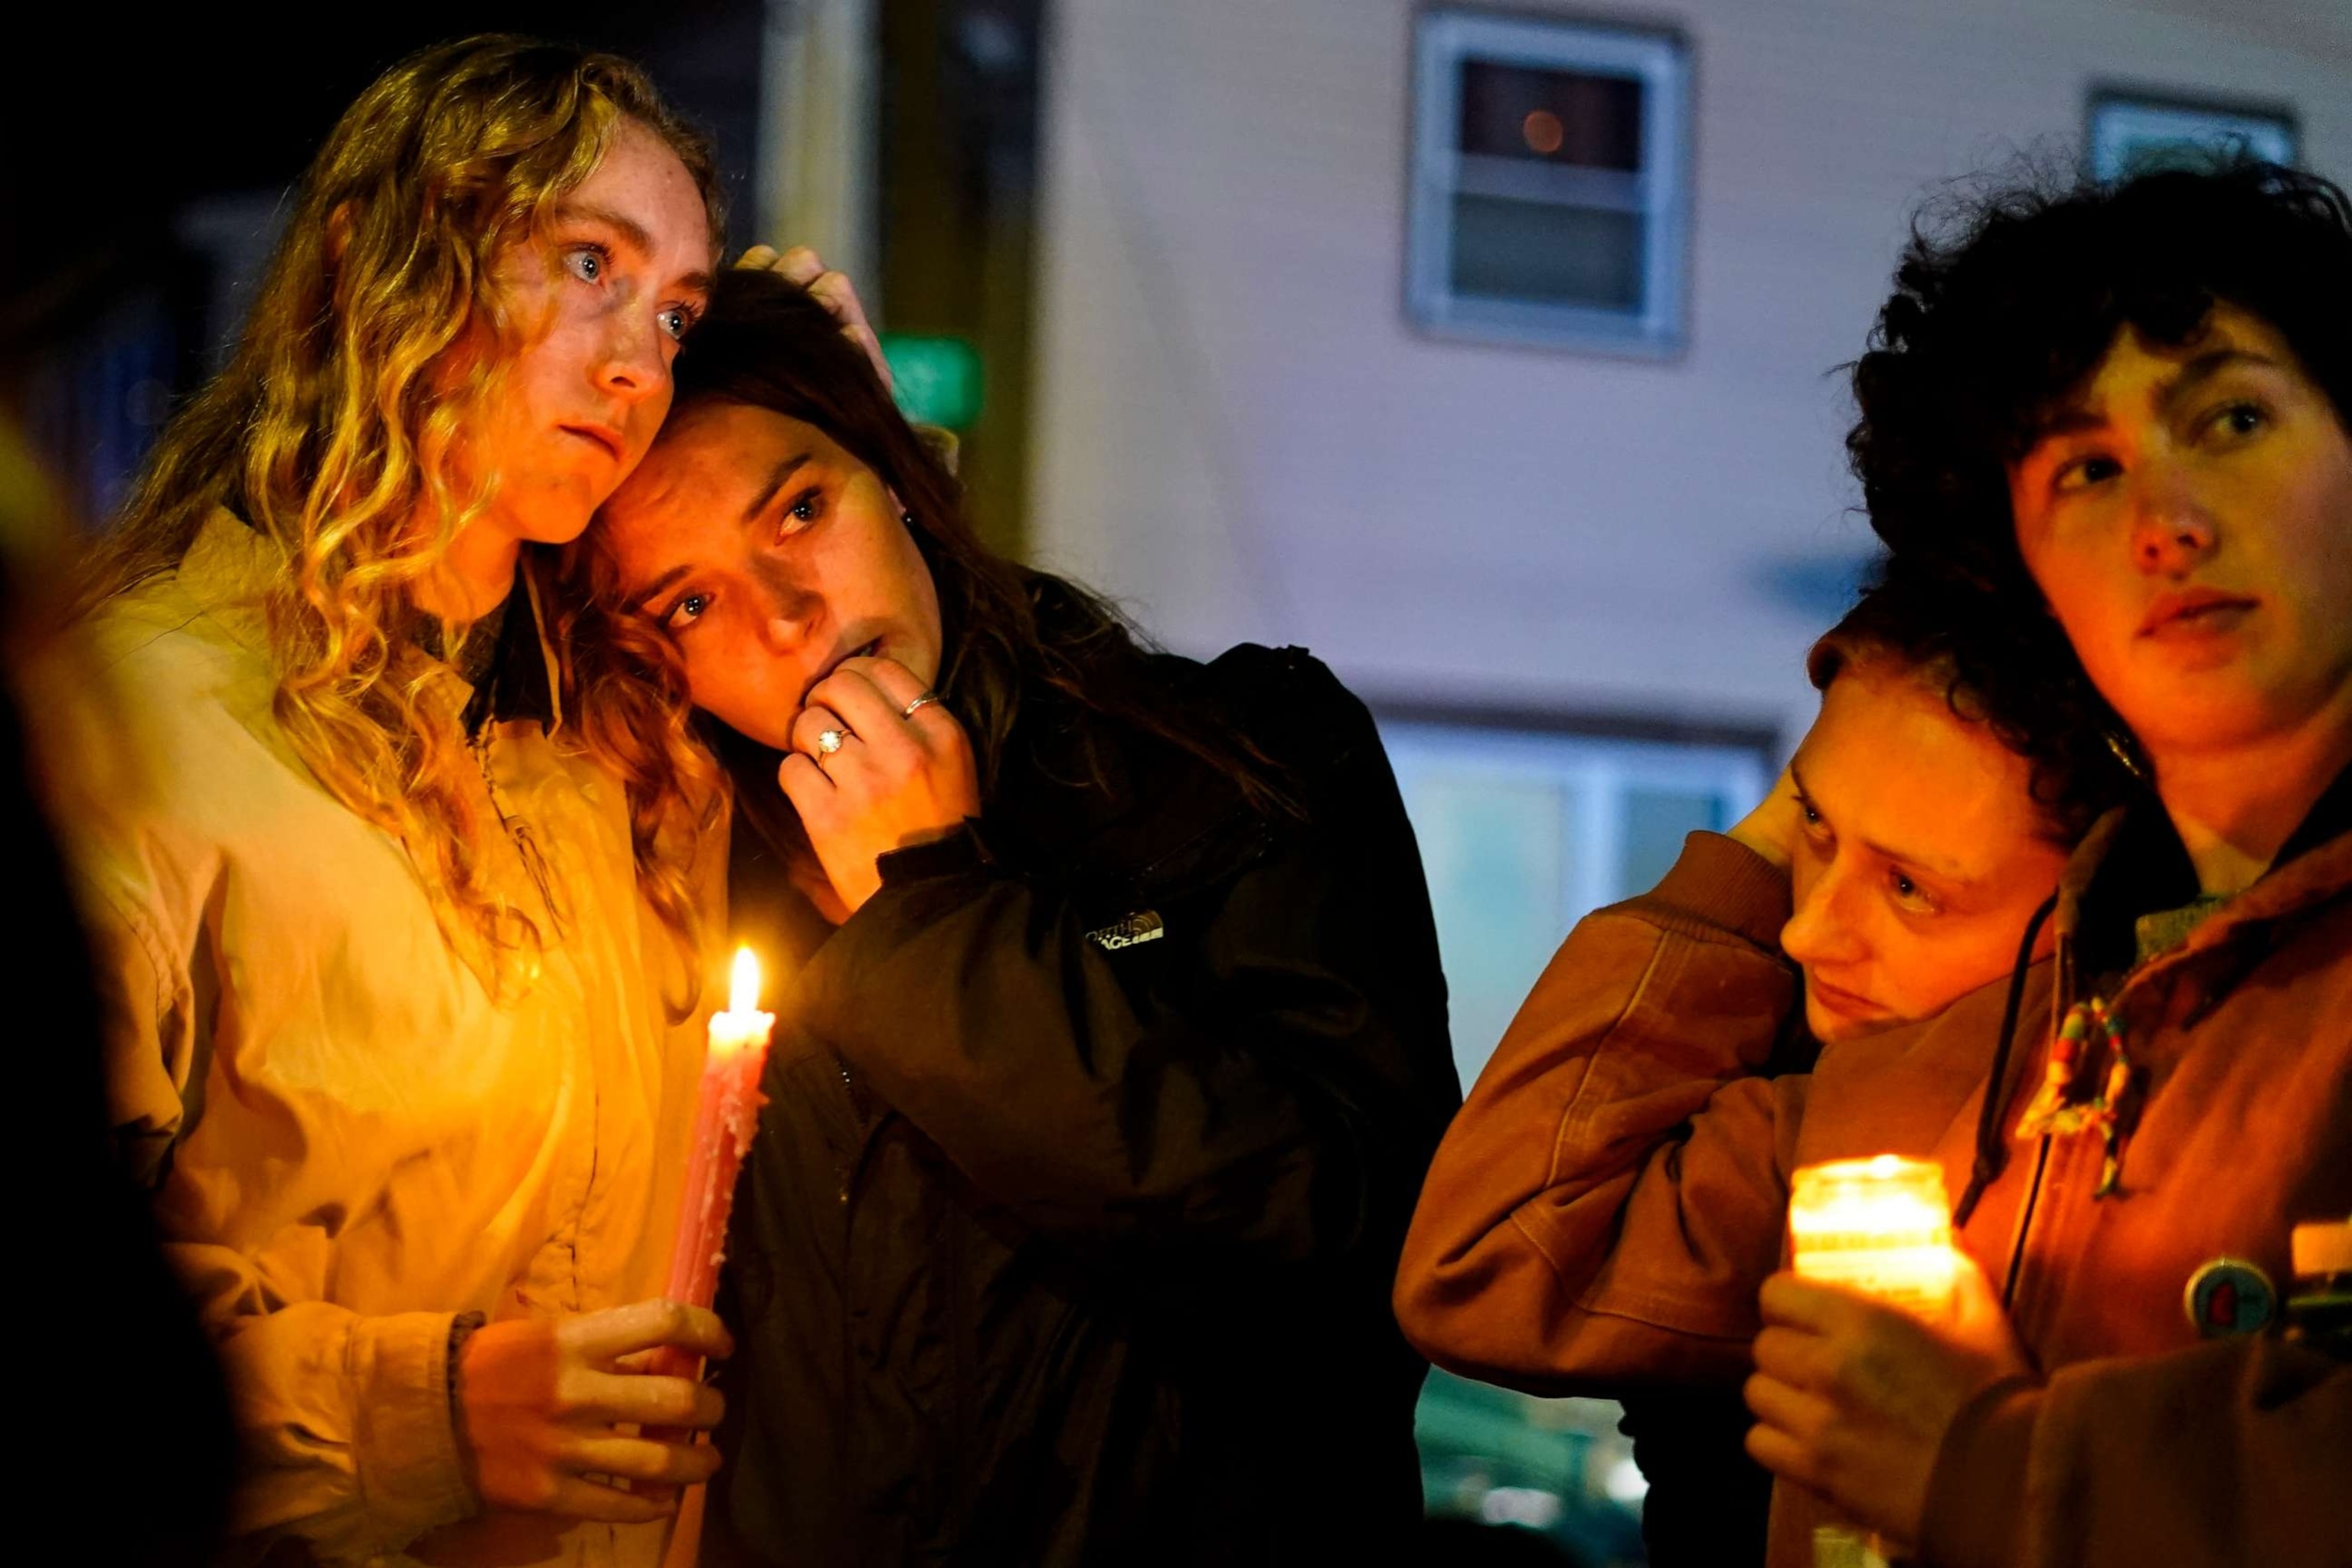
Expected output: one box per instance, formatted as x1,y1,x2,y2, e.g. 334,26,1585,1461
64,511,711,1567
1395,830,2352,1568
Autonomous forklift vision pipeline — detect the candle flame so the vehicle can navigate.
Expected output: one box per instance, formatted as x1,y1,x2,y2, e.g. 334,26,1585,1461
1788,1155,1958,1318
729,946,762,1015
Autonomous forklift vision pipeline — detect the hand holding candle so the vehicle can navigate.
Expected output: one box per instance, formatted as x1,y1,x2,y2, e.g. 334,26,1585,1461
1747,1156,2030,1563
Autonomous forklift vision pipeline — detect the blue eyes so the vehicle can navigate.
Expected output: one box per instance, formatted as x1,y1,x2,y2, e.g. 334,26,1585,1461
564,245,699,340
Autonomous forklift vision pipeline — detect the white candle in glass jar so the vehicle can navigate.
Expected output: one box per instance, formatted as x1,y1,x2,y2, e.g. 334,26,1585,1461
1787,1154,1959,1321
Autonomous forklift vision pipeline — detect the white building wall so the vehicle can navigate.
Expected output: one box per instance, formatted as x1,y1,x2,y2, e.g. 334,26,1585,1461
1027,0,2352,747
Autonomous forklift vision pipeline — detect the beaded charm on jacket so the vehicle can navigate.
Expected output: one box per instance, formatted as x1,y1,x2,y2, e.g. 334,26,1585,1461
2015,996,2144,1197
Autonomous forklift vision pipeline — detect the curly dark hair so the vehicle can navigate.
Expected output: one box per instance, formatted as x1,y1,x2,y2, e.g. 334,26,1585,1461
1851,157,2352,579
1839,157,2352,822
1808,564,2139,844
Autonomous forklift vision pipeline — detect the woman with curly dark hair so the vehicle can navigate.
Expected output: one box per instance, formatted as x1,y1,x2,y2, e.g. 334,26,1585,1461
1403,158,2352,1568
1767,158,2352,1565
569,266,1462,1566
1396,562,2130,1566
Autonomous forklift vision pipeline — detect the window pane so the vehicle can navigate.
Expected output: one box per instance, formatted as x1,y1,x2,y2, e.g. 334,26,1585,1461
2087,96,2298,183
1458,60,1645,170
1417,1370,1648,1558
1408,11,1688,352
1403,772,1572,1089
1449,195,1645,310
1619,786,1725,897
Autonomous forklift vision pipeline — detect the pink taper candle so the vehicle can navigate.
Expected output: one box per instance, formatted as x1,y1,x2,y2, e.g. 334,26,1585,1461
647,948,773,1432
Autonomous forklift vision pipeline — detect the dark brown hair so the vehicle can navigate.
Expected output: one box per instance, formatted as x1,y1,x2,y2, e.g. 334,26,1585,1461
1806,565,2138,845
1845,160,2351,769
1851,159,2351,593
563,267,1284,876
1832,158,2352,845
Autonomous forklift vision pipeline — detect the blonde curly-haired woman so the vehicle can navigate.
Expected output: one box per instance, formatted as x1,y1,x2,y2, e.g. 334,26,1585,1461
60,36,741,1567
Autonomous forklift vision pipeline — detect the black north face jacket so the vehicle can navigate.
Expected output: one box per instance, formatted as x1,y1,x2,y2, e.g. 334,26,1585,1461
701,643,1460,1566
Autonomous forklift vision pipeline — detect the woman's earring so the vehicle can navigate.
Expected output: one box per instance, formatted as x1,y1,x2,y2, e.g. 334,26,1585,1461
902,511,917,529
2101,724,2153,785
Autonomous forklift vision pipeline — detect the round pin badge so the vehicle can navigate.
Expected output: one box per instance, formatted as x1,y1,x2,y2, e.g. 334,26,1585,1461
2183,1257,2277,1338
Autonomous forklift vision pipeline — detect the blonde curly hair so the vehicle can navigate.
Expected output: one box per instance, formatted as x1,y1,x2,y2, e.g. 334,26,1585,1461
87,35,723,995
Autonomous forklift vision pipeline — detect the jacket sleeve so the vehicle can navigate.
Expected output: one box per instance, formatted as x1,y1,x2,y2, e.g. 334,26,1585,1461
789,690,1459,1272
82,877,475,1563
1393,832,1808,1392
1923,1339,2352,1568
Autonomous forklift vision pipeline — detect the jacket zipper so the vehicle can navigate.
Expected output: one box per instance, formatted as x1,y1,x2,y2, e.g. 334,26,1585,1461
2000,1135,2053,1309
836,1060,857,1205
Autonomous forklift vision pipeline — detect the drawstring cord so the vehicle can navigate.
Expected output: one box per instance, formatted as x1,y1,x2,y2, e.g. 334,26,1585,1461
1953,890,2057,1227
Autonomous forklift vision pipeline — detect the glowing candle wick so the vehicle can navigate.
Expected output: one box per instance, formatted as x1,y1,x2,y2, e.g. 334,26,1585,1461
728,946,761,1017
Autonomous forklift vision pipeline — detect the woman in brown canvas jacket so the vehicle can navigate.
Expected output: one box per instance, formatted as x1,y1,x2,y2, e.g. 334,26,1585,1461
1399,567,2125,1565
1396,161,2352,1568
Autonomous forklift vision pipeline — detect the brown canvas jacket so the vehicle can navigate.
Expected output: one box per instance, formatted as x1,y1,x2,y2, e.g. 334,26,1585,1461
1395,828,2352,1568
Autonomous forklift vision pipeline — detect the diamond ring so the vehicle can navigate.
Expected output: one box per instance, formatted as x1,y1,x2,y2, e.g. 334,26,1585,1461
815,727,848,756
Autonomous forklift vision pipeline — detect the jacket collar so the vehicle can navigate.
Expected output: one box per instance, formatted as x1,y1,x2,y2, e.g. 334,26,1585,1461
178,509,564,735
1956,752,2352,1222
2067,758,2352,983
1958,757,2352,1223
459,555,563,735
175,508,286,652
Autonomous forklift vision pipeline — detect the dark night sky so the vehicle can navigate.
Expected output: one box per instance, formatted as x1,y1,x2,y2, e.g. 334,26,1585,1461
4,4,765,349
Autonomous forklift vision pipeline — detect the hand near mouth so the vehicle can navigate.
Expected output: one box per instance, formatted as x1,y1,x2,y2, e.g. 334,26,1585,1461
779,654,978,914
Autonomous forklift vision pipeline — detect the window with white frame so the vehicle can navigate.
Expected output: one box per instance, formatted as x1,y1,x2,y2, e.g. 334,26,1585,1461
1406,9,1691,356
1381,710,1772,1553
1378,714,1771,1089
2087,89,2298,183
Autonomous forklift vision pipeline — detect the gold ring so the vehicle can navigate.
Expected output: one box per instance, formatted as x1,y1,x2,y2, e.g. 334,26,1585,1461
900,692,943,720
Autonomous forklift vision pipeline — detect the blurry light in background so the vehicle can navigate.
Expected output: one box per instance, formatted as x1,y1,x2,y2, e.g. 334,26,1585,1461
1479,1486,1566,1530
1521,109,1566,155
1602,1455,1651,1506
880,332,986,431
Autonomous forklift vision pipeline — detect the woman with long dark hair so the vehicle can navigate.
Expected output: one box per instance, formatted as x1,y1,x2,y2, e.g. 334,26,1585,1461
568,268,1462,1565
